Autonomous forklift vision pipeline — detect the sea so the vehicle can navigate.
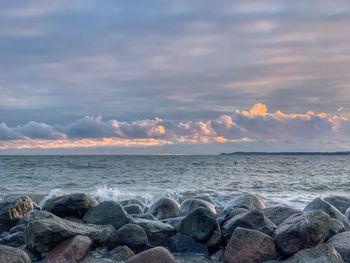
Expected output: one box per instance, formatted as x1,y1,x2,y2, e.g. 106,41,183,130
0,155,349,209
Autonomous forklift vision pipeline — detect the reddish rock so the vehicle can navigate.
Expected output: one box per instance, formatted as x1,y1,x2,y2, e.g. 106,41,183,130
224,227,278,263
43,235,92,263
126,247,178,263
0,245,31,263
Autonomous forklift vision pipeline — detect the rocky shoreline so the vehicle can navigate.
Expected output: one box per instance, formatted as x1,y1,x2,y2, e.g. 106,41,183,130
1,193,350,262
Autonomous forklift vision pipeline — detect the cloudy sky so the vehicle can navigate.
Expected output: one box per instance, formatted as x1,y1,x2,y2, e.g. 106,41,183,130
1,0,350,154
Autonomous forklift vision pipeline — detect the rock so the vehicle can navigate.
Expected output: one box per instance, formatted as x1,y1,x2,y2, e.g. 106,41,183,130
149,198,180,220
43,235,92,263
194,194,214,204
224,227,278,263
346,208,350,221
132,218,176,246
327,231,350,262
0,231,24,247
206,224,222,248
327,219,346,241
304,198,349,229
165,233,208,254
9,224,25,233
273,210,330,257
179,199,216,216
225,193,266,210
132,213,158,221
81,256,115,263
83,201,131,230
109,223,150,253
110,245,135,261
119,199,146,209
324,196,350,214
126,247,178,263
179,208,217,242
222,210,276,242
161,217,184,231
24,210,116,252
42,193,97,218
217,207,248,227
0,196,33,232
262,206,302,226
123,204,143,215
210,249,225,261
0,245,31,263
274,244,345,263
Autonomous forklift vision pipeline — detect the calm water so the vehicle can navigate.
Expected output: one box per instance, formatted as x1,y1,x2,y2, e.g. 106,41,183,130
0,155,349,208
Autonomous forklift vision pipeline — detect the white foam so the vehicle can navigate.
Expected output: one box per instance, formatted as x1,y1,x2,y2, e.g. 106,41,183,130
39,189,65,207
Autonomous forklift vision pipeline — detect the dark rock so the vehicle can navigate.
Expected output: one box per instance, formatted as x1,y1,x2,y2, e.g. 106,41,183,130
327,219,346,241
149,198,180,220
225,193,266,210
0,245,31,263
24,210,116,252
273,210,330,257
110,245,135,261
194,194,214,204
324,196,350,214
109,223,150,253
346,208,350,221
165,233,208,254
0,231,24,247
126,246,178,263
0,196,33,232
206,224,222,248
217,207,248,227
132,213,158,221
179,199,216,216
262,206,302,226
42,193,97,218
132,218,176,246
161,217,184,231
222,210,276,242
224,227,278,263
327,231,350,262
43,235,92,263
179,208,217,242
119,199,146,209
9,224,25,233
123,204,143,215
83,201,131,230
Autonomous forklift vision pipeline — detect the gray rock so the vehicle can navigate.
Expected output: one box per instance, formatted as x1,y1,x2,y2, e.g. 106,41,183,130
327,231,350,262
179,208,217,242
274,210,330,257
324,196,350,214
132,213,158,221
110,246,135,261
179,199,216,216
24,210,116,252
345,207,350,221
83,201,131,230
119,199,146,209
126,246,178,263
9,224,25,234
194,194,214,204
222,210,276,243
161,217,184,231
165,233,208,254
224,227,278,263
217,207,248,227
225,193,266,210
149,198,180,220
0,196,33,232
123,204,143,215
0,231,24,247
42,193,97,218
327,219,346,241
0,245,31,263
262,206,302,226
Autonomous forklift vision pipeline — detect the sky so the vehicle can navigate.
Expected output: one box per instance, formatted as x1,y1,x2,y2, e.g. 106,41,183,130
0,0,350,154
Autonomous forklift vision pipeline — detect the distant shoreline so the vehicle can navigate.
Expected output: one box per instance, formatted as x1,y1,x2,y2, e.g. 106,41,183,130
220,151,350,156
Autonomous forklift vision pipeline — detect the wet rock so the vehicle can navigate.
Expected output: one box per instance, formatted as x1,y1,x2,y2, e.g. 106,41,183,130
123,204,143,215
165,233,209,254
83,201,131,230
9,224,25,233
327,231,350,262
149,198,180,220
119,199,146,209
42,193,97,218
126,246,178,263
324,196,350,214
194,194,214,204
217,207,248,227
206,224,222,248
0,231,24,247
109,223,150,253
161,217,184,231
222,210,276,243
179,198,216,216
327,219,346,241
0,195,33,232
132,213,158,221
225,193,266,211
132,218,176,246
0,245,31,263
262,206,302,226
273,210,330,257
179,208,217,242
110,245,135,261
43,235,92,263
25,210,116,252
346,208,350,221
224,227,278,263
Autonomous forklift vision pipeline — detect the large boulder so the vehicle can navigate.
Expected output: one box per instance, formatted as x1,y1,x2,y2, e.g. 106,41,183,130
179,199,216,216
109,223,150,253
327,231,350,262
0,245,31,263
110,246,135,261
43,235,92,263
42,193,97,218
132,218,176,246
262,206,302,226
126,247,178,263
324,196,350,214
179,208,217,242
0,196,33,232
165,233,208,254
217,207,248,227
123,204,143,215
83,201,131,230
222,210,276,242
24,210,116,252
225,194,266,210
149,198,180,220
327,219,346,241
224,227,278,263
304,198,349,229
273,210,330,257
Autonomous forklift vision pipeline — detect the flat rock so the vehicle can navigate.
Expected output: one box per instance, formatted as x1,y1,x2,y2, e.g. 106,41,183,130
165,233,209,254
327,231,350,262
149,198,180,220
262,206,302,226
179,199,216,216
126,247,178,263
0,245,31,263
